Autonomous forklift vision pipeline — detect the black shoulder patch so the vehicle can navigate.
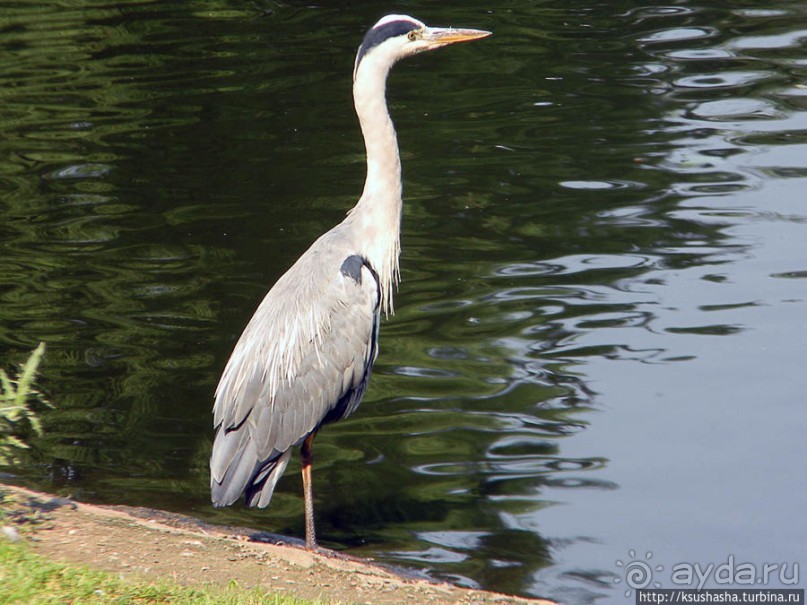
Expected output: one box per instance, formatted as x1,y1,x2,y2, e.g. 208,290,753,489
355,19,419,69
340,254,367,284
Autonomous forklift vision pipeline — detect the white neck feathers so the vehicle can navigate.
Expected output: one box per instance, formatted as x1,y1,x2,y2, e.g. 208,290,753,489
348,49,403,315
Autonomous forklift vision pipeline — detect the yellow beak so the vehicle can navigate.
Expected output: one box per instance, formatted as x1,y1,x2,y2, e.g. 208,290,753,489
422,27,492,48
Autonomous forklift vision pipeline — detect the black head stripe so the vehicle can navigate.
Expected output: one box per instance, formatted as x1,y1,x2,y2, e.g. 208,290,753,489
355,19,420,68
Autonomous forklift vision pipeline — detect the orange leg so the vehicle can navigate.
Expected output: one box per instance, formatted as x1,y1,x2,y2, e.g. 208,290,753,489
300,432,317,550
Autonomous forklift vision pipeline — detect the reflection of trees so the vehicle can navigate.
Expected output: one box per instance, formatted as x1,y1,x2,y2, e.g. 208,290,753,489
0,3,236,494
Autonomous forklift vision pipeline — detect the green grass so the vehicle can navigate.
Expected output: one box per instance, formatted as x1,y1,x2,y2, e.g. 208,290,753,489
0,538,314,605
0,342,49,466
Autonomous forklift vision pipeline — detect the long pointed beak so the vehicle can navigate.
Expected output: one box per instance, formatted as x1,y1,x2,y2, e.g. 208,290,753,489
422,26,492,49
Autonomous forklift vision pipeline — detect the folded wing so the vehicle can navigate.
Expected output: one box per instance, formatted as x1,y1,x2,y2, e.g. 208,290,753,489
210,247,381,508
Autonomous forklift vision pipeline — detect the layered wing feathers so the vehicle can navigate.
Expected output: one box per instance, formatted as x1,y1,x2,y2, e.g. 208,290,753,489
210,230,381,504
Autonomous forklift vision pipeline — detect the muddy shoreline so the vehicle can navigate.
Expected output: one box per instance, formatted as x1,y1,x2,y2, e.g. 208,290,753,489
1,482,553,604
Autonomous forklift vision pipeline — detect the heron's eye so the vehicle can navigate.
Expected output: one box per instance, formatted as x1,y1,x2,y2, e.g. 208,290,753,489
407,30,418,41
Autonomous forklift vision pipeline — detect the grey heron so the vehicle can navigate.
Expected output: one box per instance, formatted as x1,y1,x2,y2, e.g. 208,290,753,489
210,14,490,549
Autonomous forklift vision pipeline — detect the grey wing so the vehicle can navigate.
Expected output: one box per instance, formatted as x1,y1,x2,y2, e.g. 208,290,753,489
210,254,381,508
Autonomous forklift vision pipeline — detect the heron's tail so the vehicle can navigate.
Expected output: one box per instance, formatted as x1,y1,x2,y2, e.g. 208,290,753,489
210,424,291,508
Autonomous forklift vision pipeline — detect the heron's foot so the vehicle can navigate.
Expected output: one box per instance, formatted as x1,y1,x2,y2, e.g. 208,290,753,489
305,543,335,557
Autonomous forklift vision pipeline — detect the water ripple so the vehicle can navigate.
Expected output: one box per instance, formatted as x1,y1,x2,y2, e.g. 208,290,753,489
639,27,718,44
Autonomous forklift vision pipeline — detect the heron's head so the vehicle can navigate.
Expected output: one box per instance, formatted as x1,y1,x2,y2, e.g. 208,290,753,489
353,14,491,81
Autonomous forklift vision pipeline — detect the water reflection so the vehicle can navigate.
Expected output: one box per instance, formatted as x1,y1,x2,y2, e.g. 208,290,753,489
2,2,806,604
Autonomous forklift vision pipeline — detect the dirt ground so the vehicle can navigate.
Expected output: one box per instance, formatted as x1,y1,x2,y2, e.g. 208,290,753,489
0,483,552,605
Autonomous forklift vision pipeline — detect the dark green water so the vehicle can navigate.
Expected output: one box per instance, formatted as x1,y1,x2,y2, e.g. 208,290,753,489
2,2,806,602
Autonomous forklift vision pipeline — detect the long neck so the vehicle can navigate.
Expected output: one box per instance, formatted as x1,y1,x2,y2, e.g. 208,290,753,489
349,57,402,315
